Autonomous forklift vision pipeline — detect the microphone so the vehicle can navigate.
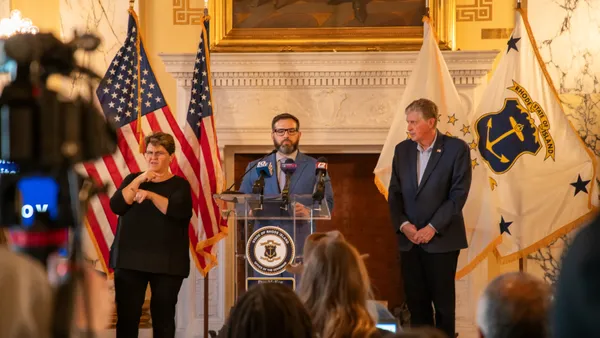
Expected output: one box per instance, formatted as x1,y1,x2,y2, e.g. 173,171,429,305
312,157,328,204
280,158,297,209
252,160,273,194
222,149,276,194
251,161,273,210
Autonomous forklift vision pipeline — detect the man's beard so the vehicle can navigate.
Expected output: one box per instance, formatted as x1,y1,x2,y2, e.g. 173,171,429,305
274,138,299,155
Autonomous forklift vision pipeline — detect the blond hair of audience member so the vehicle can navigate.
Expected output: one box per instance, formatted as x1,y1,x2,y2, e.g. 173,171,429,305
298,236,377,338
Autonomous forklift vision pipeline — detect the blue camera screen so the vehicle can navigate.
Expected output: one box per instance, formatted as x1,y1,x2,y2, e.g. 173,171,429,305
17,176,59,227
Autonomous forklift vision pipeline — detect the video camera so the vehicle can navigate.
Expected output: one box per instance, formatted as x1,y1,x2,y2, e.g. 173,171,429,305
0,31,117,337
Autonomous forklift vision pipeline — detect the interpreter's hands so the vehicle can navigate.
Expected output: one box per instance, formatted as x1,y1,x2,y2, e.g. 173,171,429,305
401,223,420,244
414,226,436,244
138,171,163,183
134,189,153,203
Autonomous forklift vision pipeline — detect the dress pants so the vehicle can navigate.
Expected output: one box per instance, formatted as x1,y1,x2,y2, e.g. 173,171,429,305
401,246,459,337
114,268,184,338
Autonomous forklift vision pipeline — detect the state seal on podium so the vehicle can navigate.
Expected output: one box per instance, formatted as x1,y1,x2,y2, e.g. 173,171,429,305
246,226,295,276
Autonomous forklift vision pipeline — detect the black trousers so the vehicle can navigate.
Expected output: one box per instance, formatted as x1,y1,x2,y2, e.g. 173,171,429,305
114,268,184,338
401,246,459,337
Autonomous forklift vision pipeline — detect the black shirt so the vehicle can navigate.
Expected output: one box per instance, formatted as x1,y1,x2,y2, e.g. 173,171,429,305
109,173,193,277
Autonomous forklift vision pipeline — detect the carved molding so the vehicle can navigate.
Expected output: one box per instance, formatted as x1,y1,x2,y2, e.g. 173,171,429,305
161,51,499,88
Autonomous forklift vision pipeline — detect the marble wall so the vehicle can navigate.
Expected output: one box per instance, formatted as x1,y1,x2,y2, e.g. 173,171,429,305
59,0,138,97
527,0,600,286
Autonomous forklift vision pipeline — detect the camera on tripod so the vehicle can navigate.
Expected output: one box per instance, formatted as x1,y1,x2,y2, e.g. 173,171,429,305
0,31,118,338
0,31,117,262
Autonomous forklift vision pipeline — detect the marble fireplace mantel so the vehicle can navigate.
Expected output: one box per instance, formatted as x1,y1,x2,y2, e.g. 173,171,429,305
160,50,498,338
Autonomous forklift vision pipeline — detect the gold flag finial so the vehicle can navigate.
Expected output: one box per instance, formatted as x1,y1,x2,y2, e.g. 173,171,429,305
129,0,135,9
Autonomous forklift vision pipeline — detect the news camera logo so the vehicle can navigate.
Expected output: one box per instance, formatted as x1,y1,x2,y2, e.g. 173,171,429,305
316,162,327,170
246,226,295,276
17,176,59,227
0,160,18,174
257,160,273,174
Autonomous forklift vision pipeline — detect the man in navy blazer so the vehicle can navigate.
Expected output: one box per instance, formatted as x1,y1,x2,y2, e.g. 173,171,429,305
388,99,472,337
240,113,334,256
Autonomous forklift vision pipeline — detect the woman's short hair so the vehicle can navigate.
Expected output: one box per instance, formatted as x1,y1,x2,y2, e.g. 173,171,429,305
225,283,314,338
144,131,176,155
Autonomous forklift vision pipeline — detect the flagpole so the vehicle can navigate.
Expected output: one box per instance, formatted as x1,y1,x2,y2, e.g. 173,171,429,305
424,0,429,18
201,3,210,336
516,0,521,9
129,0,135,9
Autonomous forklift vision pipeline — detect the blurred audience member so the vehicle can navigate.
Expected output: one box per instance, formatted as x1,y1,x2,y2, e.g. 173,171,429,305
299,235,395,338
222,283,314,338
477,272,550,338
0,246,112,338
0,246,53,338
553,216,600,338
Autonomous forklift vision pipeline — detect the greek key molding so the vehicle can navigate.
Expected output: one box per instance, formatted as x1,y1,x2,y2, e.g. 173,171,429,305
173,0,203,25
457,0,493,22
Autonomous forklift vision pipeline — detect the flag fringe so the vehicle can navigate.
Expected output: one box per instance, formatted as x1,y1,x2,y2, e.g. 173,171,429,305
374,176,389,200
83,219,110,276
497,209,596,264
455,236,502,280
195,225,230,277
456,209,597,279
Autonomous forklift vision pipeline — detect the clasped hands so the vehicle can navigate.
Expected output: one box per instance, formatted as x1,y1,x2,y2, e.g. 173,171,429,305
402,223,435,244
131,171,162,203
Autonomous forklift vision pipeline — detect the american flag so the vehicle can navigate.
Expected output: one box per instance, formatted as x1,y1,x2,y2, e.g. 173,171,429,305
182,17,227,275
82,9,224,275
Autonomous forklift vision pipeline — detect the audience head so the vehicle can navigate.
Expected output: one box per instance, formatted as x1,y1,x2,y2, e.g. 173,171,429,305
477,272,550,338
224,282,314,338
298,234,375,338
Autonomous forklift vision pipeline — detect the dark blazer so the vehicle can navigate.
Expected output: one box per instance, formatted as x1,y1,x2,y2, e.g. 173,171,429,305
388,131,471,253
240,151,334,212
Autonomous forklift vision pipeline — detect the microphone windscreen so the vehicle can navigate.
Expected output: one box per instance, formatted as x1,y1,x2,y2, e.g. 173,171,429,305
255,160,273,177
281,158,297,174
316,157,328,173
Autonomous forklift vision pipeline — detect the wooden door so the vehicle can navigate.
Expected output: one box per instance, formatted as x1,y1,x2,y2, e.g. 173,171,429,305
234,153,404,310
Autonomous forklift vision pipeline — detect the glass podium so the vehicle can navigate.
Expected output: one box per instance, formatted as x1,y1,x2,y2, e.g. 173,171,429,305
214,193,331,299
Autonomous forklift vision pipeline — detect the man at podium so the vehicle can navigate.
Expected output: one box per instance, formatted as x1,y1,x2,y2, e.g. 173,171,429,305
240,113,334,268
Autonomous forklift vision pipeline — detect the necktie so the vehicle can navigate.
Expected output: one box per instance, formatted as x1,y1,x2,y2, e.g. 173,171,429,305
279,159,287,191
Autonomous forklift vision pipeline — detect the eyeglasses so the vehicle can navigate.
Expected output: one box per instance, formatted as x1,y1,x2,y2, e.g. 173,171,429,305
145,151,168,158
273,128,299,136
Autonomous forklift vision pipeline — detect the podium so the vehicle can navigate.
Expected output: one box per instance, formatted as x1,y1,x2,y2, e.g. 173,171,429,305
214,193,331,298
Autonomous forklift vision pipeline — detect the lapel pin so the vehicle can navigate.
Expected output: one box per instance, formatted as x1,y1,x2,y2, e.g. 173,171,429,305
436,149,442,153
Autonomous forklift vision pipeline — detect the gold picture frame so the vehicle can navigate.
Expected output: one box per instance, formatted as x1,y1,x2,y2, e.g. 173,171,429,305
209,0,455,52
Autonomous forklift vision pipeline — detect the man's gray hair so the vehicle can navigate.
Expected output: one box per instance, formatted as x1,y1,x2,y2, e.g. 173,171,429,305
477,272,551,338
405,98,439,127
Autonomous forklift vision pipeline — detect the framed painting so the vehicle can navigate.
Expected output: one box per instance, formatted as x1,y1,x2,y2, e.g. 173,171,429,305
208,0,455,52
